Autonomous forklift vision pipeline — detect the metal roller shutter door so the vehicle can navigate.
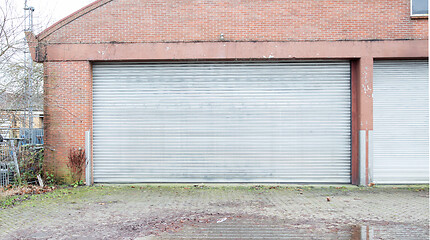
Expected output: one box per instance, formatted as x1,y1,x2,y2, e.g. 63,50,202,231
92,62,351,183
373,60,429,184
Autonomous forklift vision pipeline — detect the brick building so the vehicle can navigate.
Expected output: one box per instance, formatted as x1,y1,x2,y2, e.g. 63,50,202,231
27,0,428,184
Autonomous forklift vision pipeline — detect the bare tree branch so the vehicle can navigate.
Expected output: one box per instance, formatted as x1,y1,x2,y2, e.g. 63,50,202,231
0,0,43,129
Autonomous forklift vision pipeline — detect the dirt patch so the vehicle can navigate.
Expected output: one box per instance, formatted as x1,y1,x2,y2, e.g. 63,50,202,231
118,211,223,237
209,199,275,208
11,210,236,239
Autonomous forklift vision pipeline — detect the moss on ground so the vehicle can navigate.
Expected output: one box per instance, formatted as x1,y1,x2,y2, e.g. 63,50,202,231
0,184,427,209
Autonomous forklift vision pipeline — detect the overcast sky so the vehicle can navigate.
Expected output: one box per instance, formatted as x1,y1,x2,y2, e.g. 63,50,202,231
19,0,97,34
0,0,96,66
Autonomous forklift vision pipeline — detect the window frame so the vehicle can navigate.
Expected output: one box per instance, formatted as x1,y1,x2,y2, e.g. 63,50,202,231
411,0,428,17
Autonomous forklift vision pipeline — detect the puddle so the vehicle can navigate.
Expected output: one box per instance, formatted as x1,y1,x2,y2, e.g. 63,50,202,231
156,216,429,239
357,224,429,240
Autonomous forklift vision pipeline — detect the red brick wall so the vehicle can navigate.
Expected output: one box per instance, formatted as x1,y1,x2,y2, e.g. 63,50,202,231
41,0,427,44
43,61,92,182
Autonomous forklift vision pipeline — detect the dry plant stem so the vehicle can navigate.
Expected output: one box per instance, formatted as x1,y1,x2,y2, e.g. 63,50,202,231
67,148,85,182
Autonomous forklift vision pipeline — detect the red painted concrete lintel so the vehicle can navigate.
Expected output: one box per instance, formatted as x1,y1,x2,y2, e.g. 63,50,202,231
38,40,428,62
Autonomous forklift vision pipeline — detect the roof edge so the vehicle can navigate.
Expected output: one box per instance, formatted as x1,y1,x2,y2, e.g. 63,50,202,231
36,0,114,41
25,31,38,61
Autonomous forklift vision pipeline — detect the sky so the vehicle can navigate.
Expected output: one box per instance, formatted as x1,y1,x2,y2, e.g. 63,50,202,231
19,0,97,34
0,0,97,78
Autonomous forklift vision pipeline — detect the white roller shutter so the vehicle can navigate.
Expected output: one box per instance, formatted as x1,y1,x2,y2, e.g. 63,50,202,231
373,60,429,184
92,62,351,183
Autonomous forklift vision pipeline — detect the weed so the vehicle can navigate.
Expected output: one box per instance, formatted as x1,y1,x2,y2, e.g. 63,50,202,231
15,146,44,185
0,195,31,208
67,148,86,182
44,171,55,186
72,180,85,188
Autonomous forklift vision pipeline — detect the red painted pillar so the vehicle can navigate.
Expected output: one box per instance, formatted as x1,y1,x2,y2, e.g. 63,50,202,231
358,56,373,186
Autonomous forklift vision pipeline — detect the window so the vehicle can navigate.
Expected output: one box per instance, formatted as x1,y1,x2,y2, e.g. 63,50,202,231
411,0,428,16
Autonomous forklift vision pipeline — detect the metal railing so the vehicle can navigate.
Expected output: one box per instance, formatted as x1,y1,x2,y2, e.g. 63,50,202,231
20,128,44,145
0,128,44,186
0,162,10,187
0,142,12,187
